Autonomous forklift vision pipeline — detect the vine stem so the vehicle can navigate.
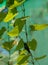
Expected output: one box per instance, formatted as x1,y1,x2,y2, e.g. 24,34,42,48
22,4,28,43
22,4,34,65
8,51,10,65
7,22,12,65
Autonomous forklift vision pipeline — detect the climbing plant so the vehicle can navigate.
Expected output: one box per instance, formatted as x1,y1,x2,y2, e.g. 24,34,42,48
0,0,48,65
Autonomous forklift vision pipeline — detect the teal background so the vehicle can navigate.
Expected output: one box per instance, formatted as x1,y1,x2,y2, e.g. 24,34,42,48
0,0,48,65
0,0,6,7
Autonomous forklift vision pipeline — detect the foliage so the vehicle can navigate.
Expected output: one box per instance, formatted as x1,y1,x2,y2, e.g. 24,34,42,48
7,26,19,37
34,55,47,60
16,39,24,50
0,0,3,4
0,0,48,65
28,39,37,51
0,27,6,38
3,10,18,22
2,40,14,51
30,24,48,31
0,11,8,21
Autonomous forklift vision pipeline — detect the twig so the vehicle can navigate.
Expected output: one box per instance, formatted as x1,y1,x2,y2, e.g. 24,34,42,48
22,4,35,65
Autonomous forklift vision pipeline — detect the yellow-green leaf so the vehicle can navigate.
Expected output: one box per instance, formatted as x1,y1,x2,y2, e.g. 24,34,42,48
30,24,48,31
21,62,28,65
20,50,27,55
7,26,19,37
34,55,47,60
28,39,37,51
17,54,29,65
21,16,30,21
3,10,18,22
17,62,28,65
8,0,25,9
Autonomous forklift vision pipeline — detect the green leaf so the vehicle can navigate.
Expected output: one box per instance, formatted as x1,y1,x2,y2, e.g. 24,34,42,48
16,0,24,2
10,39,24,54
6,0,14,7
0,56,3,58
8,0,25,9
17,62,28,65
0,0,3,4
16,39,24,50
0,12,7,21
28,39,37,51
14,18,26,32
0,27,6,38
20,50,27,55
21,62,28,65
46,2,48,11
2,41,14,51
7,26,19,37
34,55,47,60
13,16,29,33
17,54,30,65
30,24,48,31
11,7,18,14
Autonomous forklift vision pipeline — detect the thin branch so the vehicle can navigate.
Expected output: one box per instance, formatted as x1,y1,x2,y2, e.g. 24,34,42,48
22,4,35,65
22,4,29,43
7,22,11,65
